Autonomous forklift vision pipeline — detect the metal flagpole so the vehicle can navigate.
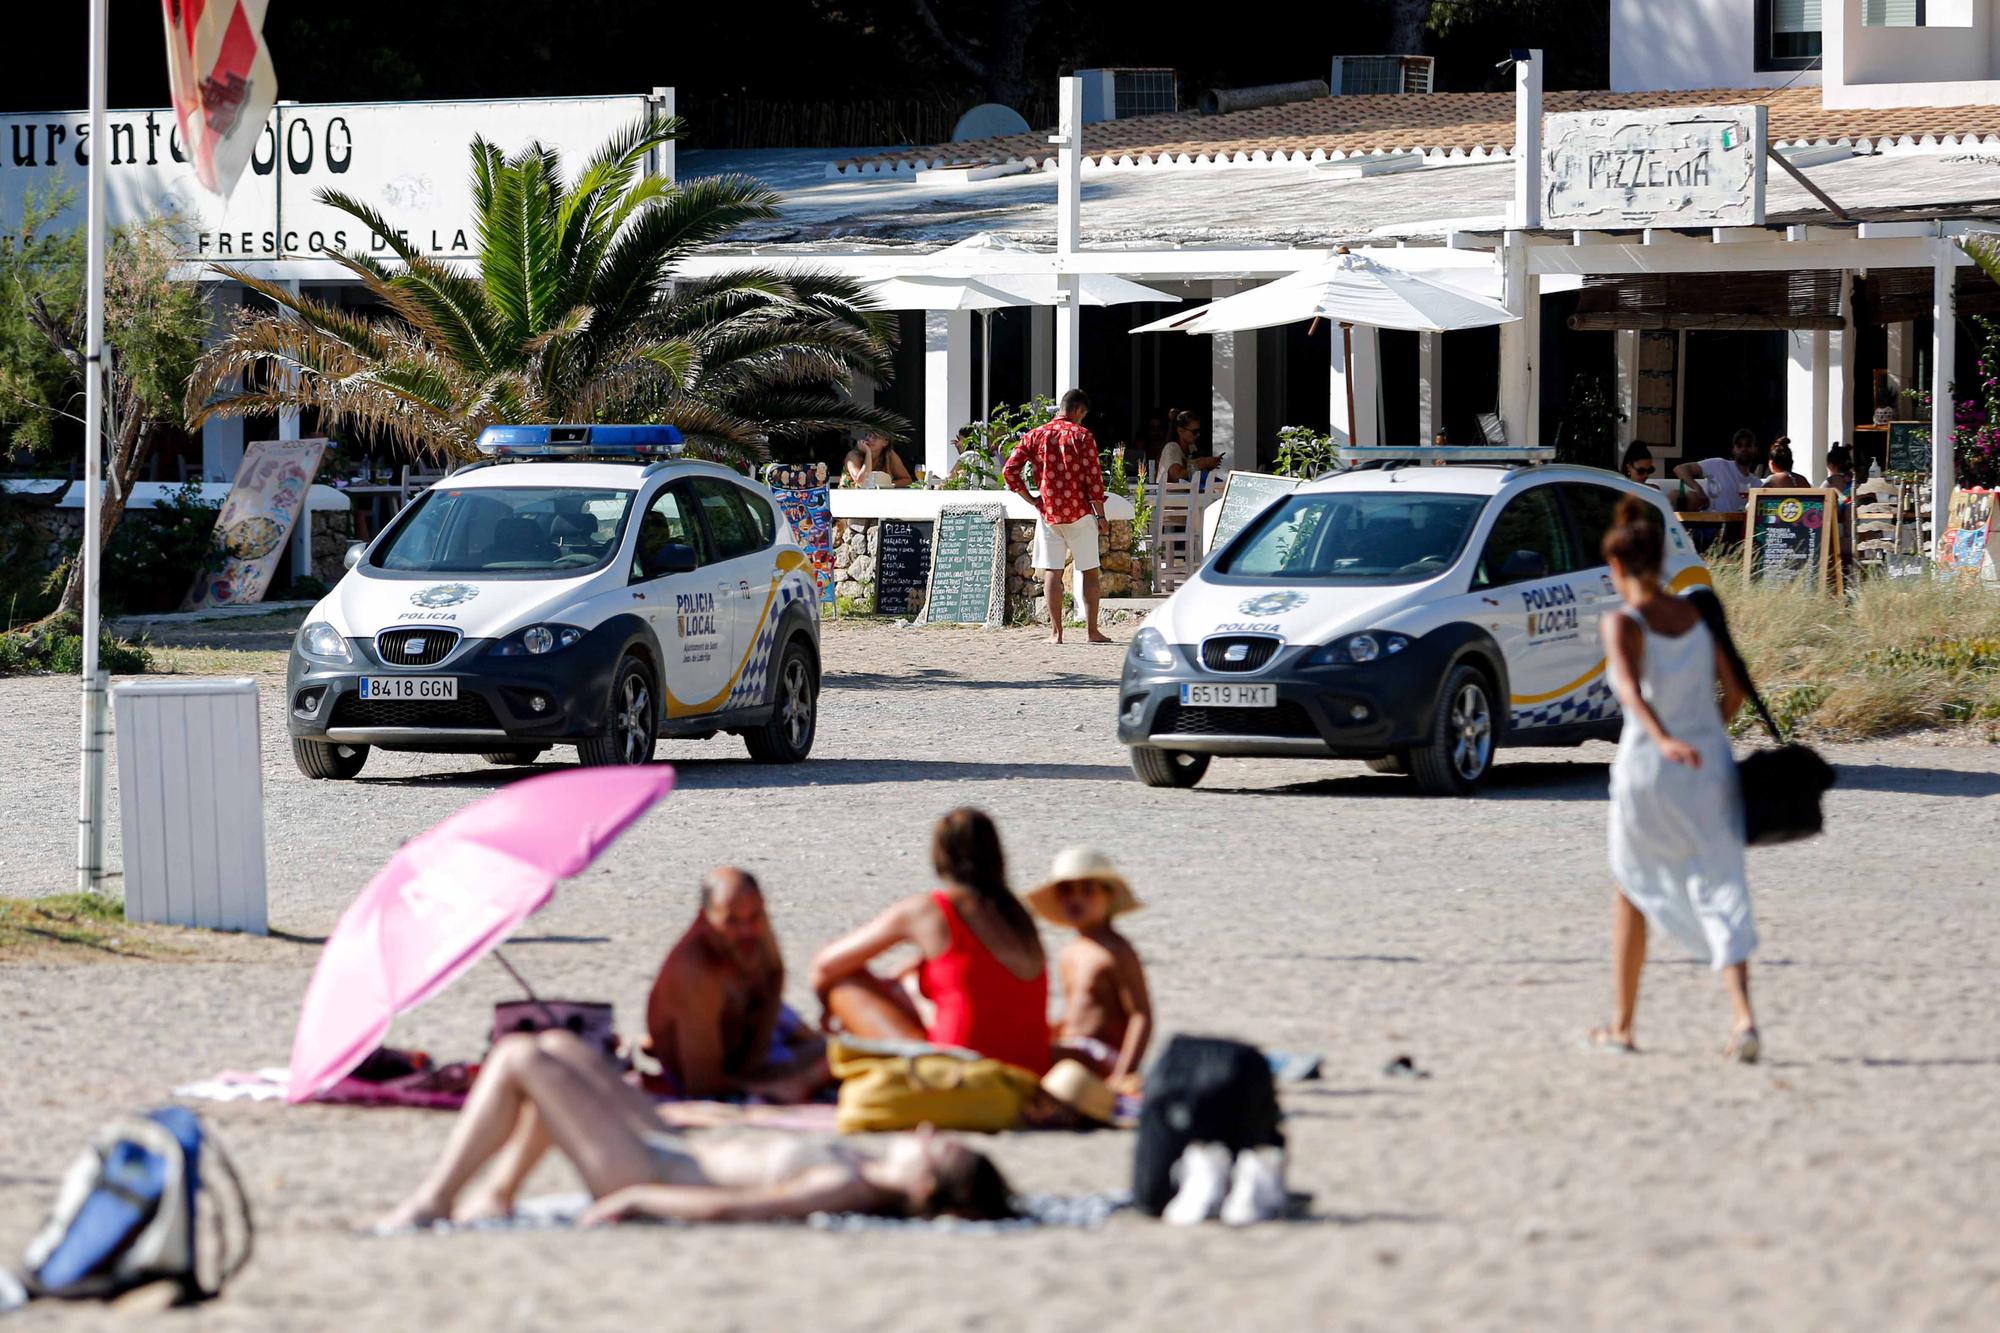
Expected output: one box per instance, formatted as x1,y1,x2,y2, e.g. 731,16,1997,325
76,0,109,893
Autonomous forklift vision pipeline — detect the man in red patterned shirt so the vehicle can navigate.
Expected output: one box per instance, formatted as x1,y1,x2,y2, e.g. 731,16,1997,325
1003,388,1112,644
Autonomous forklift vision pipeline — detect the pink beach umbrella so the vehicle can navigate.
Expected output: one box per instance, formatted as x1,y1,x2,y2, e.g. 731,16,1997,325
286,766,675,1103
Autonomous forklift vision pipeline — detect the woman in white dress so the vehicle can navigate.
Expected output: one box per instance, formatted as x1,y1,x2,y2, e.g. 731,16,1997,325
1591,495,1762,1061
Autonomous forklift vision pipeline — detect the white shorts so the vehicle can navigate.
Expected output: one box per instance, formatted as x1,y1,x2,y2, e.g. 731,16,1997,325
1033,516,1100,572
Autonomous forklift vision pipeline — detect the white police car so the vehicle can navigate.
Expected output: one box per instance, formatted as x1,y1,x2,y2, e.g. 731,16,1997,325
1118,448,1710,795
287,425,821,779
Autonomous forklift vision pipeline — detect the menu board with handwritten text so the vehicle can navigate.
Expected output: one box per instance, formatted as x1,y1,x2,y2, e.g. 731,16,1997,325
921,504,1007,627
1745,488,1841,592
875,519,933,616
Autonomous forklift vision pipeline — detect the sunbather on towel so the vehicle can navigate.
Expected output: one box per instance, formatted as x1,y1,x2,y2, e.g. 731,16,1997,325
641,867,829,1102
377,1029,1016,1229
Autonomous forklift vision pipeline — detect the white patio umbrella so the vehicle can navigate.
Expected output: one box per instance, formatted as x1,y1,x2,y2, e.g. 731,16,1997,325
1130,248,1519,436
858,276,1033,443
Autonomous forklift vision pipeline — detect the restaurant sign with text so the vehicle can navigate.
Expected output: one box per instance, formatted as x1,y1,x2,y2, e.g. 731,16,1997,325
1541,103,1766,230
0,95,655,262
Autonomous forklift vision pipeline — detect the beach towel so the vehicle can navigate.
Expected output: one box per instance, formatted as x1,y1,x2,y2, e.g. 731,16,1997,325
368,1192,1129,1237
174,1067,473,1112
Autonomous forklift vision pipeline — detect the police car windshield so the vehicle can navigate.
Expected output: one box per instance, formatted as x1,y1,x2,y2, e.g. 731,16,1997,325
1218,492,1487,584
374,486,634,574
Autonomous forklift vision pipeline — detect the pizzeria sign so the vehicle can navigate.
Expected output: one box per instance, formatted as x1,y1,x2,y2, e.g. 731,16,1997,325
1541,103,1767,230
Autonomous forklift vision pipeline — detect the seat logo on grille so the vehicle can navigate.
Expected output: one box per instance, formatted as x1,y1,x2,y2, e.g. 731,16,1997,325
1224,644,1249,662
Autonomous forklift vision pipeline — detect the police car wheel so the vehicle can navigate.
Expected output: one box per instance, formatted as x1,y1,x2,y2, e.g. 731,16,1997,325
744,640,817,764
1365,754,1409,776
1409,665,1496,797
480,747,547,765
578,656,658,767
1130,746,1210,788
293,737,369,780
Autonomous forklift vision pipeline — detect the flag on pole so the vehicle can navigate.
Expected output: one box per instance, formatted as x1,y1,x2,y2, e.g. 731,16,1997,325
159,0,276,197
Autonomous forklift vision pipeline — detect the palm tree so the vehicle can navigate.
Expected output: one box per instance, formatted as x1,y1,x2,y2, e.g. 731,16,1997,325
187,117,906,469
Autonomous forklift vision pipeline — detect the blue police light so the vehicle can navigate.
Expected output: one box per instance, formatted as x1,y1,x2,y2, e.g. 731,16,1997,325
475,424,685,458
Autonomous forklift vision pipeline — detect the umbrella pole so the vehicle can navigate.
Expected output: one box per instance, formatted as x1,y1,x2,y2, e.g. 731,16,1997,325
981,310,992,446
1341,322,1358,447
492,948,561,1028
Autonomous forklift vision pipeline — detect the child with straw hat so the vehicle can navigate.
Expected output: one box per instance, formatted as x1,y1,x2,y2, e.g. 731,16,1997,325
1027,849,1153,1094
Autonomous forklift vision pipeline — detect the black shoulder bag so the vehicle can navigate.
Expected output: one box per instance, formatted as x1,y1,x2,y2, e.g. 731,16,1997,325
1685,587,1837,845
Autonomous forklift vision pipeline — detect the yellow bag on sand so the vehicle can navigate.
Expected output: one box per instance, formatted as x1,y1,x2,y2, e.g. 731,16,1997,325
828,1037,1041,1134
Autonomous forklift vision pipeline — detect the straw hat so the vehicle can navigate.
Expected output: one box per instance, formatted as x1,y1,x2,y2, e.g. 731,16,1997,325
1025,848,1141,927
1040,1059,1118,1126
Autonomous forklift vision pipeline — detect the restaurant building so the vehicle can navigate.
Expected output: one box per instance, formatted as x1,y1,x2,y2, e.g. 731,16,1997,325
5,0,1997,544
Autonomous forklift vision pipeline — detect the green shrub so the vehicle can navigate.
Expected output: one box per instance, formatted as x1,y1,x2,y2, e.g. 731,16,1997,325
101,481,223,615
0,615,152,676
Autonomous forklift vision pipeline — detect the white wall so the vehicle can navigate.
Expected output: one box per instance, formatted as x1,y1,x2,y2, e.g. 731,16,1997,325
1823,0,2000,106
1610,0,1820,91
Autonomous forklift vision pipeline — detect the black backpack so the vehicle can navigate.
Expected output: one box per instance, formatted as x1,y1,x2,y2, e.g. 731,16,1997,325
1132,1035,1283,1216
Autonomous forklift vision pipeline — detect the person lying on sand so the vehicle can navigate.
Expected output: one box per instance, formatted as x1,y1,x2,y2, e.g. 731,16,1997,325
1029,849,1152,1095
642,867,829,1102
377,1029,1016,1229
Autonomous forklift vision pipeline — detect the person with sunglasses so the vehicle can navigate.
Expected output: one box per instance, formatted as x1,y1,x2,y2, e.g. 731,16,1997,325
1623,442,1706,513
1157,408,1223,484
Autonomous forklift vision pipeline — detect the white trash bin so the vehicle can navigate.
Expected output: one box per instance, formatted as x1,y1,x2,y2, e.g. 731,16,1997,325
112,677,268,935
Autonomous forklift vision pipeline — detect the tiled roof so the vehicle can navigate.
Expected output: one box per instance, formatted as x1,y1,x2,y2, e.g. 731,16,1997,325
831,87,2000,175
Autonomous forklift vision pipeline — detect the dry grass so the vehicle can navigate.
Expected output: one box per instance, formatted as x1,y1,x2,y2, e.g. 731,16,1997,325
0,893,189,962
1718,572,2000,740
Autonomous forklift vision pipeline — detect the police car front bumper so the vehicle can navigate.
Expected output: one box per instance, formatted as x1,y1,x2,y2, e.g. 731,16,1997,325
1116,639,1446,757
287,633,626,750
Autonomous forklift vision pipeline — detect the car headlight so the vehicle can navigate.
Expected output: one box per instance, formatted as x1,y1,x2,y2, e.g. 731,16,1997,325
297,621,352,663
1306,631,1411,667
488,624,585,657
1128,627,1177,668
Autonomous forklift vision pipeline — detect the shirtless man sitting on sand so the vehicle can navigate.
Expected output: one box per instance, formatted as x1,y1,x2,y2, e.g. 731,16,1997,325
642,867,825,1102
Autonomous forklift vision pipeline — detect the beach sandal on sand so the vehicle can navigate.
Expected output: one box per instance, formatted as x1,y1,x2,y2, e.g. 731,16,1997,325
1584,1027,1637,1055
1725,1027,1761,1065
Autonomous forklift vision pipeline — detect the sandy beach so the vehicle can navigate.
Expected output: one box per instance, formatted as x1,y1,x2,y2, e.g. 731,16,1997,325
2,620,1997,1330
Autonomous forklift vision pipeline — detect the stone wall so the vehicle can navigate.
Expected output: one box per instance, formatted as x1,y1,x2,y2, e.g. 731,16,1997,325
830,516,1138,619
9,503,354,590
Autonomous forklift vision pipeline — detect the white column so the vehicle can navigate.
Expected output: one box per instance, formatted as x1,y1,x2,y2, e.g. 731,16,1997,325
1827,270,1854,456
1055,281,1082,397
1330,325,1381,447
1418,330,1445,443
923,310,972,478
200,283,246,481
1613,329,1639,449
1786,329,1831,482
1931,252,1956,550
1513,49,1544,230
1499,232,1538,444
1210,280,1258,468
1030,305,1054,401
1053,76,1083,400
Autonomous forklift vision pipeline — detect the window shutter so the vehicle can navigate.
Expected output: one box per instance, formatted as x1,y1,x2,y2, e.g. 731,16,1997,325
1863,0,1919,25
1773,0,1822,32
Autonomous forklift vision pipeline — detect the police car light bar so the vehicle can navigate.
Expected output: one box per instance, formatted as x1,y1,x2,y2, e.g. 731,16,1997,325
1334,445,1555,466
475,424,685,459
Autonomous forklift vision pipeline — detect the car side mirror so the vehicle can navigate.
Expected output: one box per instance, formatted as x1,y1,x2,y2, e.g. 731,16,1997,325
640,542,699,579
343,541,366,570
1499,549,1548,583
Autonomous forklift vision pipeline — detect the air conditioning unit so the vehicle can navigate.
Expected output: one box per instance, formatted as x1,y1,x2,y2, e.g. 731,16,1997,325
1329,55,1436,95
1075,68,1179,124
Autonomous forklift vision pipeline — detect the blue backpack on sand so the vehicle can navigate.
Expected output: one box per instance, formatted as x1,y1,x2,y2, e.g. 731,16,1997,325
15,1107,252,1306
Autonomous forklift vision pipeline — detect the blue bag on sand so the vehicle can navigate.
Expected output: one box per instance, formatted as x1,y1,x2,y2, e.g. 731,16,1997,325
16,1107,251,1306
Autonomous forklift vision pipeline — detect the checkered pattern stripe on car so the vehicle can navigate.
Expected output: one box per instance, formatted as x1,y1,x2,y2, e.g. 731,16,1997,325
1510,675,1618,730
722,574,812,711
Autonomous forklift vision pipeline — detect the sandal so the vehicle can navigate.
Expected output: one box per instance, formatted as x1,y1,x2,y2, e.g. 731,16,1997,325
1725,1026,1762,1065
1585,1026,1637,1054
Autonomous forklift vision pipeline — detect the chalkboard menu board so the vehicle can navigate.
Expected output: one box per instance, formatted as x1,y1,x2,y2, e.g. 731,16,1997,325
1745,488,1842,592
922,503,1008,627
1887,421,1931,475
1208,471,1301,553
875,519,933,615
